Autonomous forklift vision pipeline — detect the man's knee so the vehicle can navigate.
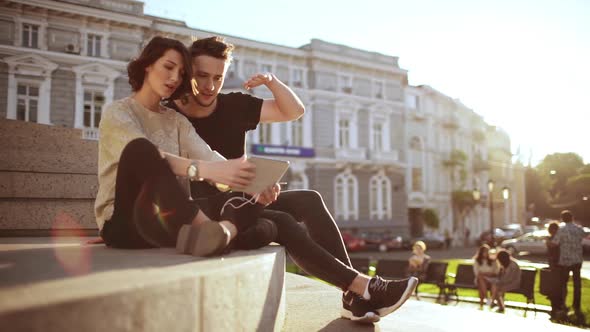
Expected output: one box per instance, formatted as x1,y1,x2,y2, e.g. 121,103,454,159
297,190,324,207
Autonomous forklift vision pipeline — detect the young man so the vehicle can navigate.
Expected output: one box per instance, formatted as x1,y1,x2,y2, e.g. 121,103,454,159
552,210,585,315
166,36,418,323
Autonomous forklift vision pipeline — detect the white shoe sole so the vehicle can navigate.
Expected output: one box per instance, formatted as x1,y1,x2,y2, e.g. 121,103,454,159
341,309,380,324
376,277,419,317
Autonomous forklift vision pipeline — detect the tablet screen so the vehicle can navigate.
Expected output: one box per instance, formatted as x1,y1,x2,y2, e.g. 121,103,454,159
235,157,290,194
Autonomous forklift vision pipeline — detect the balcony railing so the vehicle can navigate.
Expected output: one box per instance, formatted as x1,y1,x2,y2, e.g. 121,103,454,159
82,127,99,141
335,147,366,160
369,149,399,162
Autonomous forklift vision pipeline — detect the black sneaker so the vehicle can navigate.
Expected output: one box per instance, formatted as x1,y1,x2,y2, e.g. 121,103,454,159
368,276,419,317
341,291,380,323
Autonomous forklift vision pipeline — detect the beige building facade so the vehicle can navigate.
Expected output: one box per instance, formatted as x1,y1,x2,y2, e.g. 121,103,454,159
0,0,525,240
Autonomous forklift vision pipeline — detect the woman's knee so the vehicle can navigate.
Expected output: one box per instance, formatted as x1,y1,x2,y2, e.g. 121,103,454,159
121,138,160,161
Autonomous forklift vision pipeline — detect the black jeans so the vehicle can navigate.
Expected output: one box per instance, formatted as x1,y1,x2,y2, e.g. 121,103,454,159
101,138,200,248
237,190,359,290
558,263,582,311
100,138,255,248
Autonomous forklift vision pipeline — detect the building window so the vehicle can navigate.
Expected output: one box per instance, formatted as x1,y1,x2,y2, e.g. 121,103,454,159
370,173,392,220
372,122,383,152
291,68,303,87
87,34,102,57
260,63,272,73
22,23,39,48
83,90,105,128
338,118,350,148
290,117,304,146
407,95,418,109
227,59,238,79
335,171,358,220
374,81,384,99
16,84,39,122
257,123,272,144
412,167,423,192
339,75,352,93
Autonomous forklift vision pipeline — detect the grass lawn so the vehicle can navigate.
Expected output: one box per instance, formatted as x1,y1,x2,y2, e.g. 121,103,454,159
411,259,589,324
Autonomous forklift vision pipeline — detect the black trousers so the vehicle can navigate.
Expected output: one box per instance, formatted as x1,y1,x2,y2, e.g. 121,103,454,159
100,138,254,248
558,263,582,311
237,190,359,290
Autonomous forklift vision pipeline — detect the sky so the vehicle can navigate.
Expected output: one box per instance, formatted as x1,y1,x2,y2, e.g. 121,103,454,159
143,0,590,166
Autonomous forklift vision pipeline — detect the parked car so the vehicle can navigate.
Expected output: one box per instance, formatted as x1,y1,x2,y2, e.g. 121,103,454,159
499,223,523,239
478,228,507,246
406,233,446,250
341,231,366,252
359,232,404,252
501,230,550,255
522,225,541,234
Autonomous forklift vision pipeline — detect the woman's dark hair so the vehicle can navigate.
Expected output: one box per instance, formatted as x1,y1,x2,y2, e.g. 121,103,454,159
496,250,511,268
548,221,559,236
127,36,192,100
189,36,234,61
474,244,494,266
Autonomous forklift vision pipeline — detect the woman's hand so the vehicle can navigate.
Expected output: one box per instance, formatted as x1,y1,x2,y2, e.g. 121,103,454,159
199,157,256,189
256,182,281,206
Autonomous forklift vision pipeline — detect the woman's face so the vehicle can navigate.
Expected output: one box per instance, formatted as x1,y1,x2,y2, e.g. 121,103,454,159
481,248,489,258
413,245,424,255
144,49,184,99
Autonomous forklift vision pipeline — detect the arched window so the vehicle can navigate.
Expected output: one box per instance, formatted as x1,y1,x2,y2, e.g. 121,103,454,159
334,170,358,220
369,172,392,220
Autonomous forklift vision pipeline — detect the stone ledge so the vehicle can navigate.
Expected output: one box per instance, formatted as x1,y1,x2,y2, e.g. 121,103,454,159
0,200,96,230
0,238,285,332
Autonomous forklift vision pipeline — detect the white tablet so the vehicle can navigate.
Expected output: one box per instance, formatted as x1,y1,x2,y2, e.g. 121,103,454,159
235,156,290,194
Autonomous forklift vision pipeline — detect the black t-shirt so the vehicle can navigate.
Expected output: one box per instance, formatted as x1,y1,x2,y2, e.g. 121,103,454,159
166,92,263,159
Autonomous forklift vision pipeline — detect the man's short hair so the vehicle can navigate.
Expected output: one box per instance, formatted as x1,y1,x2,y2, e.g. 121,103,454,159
561,210,573,222
189,36,234,62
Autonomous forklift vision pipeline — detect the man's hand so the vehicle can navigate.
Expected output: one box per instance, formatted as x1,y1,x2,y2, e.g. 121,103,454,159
200,157,256,189
256,182,281,206
244,73,274,90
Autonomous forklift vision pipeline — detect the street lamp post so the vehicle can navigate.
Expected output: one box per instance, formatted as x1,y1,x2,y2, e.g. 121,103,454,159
488,180,495,247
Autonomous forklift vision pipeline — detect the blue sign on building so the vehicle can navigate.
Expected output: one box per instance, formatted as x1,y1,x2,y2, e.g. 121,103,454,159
251,144,315,158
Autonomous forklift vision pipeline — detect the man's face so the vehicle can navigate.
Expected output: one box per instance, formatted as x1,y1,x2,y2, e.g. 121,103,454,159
191,55,229,107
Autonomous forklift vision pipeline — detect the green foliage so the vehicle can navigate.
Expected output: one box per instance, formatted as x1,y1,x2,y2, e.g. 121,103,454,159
525,152,590,223
423,208,440,229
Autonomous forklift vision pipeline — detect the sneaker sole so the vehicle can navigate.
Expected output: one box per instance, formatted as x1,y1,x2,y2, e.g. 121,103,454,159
376,277,419,317
176,223,229,257
341,309,380,324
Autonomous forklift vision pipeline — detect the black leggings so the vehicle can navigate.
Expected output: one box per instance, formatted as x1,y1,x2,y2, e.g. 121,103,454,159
100,138,256,248
101,138,199,248
236,190,359,290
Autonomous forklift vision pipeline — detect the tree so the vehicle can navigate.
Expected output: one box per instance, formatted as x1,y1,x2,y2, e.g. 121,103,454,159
423,208,440,229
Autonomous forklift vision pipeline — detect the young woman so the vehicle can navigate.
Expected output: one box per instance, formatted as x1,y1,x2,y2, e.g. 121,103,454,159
95,36,258,256
472,244,499,307
407,241,431,280
488,250,521,312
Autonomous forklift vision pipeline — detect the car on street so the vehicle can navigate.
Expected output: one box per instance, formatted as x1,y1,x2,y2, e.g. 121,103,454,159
499,223,523,239
501,230,549,255
406,233,446,250
341,231,366,252
478,228,508,246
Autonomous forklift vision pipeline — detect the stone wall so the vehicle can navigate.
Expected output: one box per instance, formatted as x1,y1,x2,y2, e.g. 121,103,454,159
0,118,98,234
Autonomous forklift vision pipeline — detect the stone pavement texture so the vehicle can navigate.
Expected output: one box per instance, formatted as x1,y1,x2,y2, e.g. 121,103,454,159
283,270,580,332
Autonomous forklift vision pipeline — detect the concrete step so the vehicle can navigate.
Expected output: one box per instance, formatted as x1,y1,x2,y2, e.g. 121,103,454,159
0,119,98,233
0,238,286,332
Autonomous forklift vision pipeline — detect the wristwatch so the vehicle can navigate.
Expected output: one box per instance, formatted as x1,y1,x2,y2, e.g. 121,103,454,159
187,162,202,181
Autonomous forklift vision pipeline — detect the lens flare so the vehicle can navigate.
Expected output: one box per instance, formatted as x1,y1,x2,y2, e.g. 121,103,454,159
51,212,91,276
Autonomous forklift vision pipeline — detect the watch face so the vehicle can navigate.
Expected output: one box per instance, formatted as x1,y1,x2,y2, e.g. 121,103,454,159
188,164,197,178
